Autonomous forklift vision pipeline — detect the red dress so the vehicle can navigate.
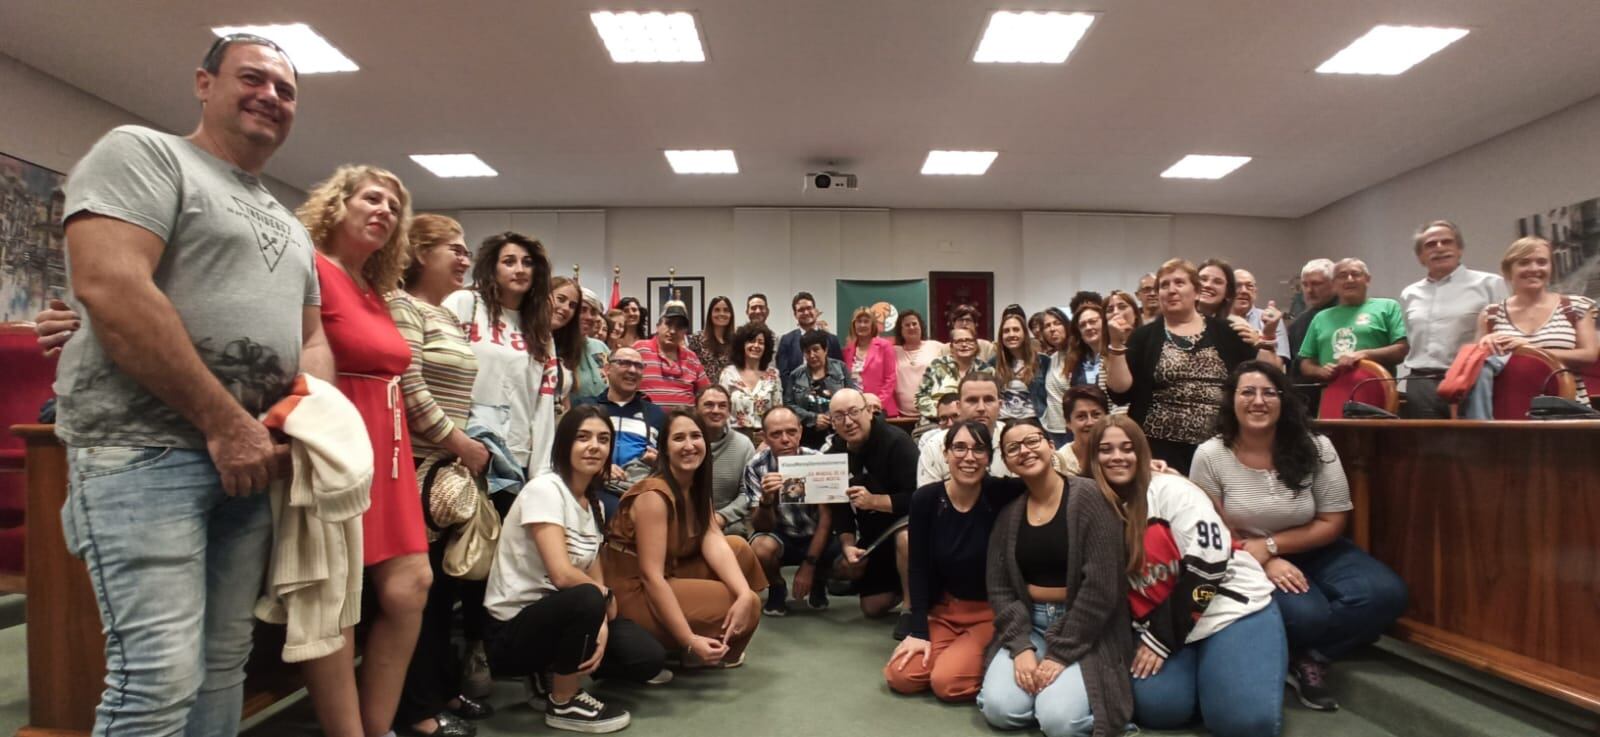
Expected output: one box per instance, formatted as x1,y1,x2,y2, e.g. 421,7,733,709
316,253,427,565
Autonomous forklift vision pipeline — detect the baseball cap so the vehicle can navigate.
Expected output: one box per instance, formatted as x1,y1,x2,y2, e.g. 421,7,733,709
661,300,690,326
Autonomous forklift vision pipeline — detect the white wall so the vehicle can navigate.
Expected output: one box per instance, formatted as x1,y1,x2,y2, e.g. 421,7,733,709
0,53,303,205
1302,94,1600,297
447,205,1302,335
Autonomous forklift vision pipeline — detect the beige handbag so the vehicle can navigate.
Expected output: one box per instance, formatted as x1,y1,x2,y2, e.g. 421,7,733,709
420,454,478,533
443,488,500,580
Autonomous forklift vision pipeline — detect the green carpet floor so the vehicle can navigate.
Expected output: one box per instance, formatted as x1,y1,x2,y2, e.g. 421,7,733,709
0,591,1585,737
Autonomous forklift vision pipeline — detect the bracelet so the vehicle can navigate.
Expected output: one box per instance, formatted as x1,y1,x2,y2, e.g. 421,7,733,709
1107,344,1128,355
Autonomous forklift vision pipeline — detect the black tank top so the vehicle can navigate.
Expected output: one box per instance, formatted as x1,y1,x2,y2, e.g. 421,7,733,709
1017,500,1069,587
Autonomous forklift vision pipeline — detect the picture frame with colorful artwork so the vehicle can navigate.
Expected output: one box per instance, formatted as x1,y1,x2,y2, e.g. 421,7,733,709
647,276,705,334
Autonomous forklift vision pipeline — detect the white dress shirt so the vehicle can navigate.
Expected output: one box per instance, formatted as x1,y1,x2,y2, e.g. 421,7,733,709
1400,266,1507,371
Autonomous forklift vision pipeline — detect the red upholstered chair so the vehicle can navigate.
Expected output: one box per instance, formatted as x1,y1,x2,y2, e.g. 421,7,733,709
1492,346,1575,420
1318,359,1398,419
1,322,58,578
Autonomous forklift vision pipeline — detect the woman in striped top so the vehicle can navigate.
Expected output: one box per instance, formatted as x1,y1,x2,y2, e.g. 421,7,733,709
389,214,494,736
1190,361,1407,713
1474,236,1598,401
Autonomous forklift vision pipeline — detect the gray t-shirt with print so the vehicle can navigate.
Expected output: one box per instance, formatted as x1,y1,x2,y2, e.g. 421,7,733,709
54,125,319,449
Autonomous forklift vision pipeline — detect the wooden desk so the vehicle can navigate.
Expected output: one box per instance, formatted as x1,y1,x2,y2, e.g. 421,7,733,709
11,425,303,737
1316,419,1600,713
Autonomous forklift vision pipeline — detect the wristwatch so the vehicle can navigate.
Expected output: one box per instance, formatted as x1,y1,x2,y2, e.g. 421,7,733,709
1264,536,1279,556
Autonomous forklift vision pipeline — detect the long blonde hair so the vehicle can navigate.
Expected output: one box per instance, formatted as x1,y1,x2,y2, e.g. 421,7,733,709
297,165,413,293
1085,414,1152,576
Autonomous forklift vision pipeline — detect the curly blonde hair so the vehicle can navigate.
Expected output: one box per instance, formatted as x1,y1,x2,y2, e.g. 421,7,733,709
296,165,414,293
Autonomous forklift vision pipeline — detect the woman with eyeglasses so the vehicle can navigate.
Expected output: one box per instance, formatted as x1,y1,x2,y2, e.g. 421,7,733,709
1105,258,1279,475
1189,362,1405,712
915,326,991,421
1086,415,1285,737
602,410,767,667
977,419,1132,737
885,421,1025,702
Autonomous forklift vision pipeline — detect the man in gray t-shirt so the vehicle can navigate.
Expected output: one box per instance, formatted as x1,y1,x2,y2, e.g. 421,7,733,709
54,36,333,737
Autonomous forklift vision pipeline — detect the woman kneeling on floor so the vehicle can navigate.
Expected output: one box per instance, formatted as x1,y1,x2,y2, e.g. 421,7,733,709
602,409,768,668
884,421,1025,702
977,419,1134,737
1087,415,1286,737
482,406,670,734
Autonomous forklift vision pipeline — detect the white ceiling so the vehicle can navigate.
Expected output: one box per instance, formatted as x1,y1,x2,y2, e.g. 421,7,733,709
4,0,1600,217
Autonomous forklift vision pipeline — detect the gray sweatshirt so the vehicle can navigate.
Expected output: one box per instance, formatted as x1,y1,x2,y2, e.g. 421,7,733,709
708,427,756,536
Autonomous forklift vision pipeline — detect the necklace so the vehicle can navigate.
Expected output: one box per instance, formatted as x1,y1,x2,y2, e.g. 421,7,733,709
1027,484,1064,524
1164,317,1204,352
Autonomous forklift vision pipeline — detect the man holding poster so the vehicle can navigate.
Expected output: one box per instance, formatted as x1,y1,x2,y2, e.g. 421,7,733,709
745,407,840,617
828,390,921,639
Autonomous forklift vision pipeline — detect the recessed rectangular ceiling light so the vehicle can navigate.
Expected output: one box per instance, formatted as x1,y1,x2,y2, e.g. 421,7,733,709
922,150,998,176
590,11,706,63
1161,155,1251,180
973,11,1097,64
1316,25,1469,75
409,154,498,178
210,23,358,74
664,150,738,174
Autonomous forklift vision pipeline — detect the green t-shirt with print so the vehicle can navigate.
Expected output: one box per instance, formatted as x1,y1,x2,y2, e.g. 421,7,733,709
1298,298,1406,366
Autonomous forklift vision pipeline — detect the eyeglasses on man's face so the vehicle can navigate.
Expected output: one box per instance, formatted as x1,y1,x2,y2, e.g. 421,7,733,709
829,404,867,424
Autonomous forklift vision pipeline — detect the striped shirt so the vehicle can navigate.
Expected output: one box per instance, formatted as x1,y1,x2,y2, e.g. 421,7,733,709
633,337,711,410
1188,434,1352,537
742,446,822,538
388,291,477,457
1484,294,1595,401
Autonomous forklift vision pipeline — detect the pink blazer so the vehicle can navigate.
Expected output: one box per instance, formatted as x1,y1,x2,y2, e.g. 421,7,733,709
843,337,900,417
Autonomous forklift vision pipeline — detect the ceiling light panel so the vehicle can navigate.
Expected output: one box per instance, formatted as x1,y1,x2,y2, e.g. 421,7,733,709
210,23,358,74
664,150,738,174
409,154,498,178
1315,25,1469,75
591,11,706,63
973,11,1097,64
1160,155,1252,180
922,150,998,176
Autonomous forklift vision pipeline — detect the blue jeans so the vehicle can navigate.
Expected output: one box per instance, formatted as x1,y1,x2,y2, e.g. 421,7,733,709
978,602,1095,737
61,446,272,737
1275,537,1408,659
1133,601,1287,737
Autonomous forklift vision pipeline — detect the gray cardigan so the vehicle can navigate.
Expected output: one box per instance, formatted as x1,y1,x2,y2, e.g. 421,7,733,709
985,475,1133,737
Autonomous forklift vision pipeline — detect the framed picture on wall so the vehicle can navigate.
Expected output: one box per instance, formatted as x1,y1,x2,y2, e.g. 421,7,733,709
0,151,69,322
647,276,705,334
928,271,995,342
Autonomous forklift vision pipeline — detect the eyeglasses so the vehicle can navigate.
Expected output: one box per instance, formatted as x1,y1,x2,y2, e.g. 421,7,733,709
937,414,960,427
610,359,645,371
951,338,978,346
948,443,989,458
829,405,867,424
1236,387,1281,400
1002,433,1048,457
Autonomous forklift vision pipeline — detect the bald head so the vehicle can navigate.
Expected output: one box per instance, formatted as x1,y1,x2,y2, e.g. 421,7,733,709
606,347,644,396
829,389,872,447
1232,268,1257,316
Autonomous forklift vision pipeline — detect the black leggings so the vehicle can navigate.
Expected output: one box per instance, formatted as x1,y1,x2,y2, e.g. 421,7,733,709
484,584,666,682
396,538,466,725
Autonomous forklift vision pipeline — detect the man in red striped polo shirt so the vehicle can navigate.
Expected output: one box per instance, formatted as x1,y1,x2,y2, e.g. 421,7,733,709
632,299,710,410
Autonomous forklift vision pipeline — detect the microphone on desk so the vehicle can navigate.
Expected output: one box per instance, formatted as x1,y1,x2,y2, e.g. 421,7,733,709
1342,375,1402,419
1528,367,1600,419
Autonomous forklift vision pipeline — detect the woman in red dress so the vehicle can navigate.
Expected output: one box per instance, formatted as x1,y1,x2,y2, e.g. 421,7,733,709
296,165,432,737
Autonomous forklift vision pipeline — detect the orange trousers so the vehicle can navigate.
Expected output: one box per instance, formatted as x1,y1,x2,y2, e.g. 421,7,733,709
883,597,994,702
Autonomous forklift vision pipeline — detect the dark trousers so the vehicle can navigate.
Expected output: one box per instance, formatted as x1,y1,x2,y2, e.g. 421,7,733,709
484,584,666,682
458,491,518,644
1274,538,1409,660
1147,438,1198,477
397,539,464,725
1400,371,1449,419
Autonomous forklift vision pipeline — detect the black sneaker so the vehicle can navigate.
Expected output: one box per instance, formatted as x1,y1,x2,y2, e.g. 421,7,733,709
545,689,631,733
764,581,789,617
806,586,829,611
1288,655,1339,711
524,672,551,712
827,577,856,597
892,611,913,641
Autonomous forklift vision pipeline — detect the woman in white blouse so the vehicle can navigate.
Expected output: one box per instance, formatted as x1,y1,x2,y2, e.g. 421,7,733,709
720,322,784,431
